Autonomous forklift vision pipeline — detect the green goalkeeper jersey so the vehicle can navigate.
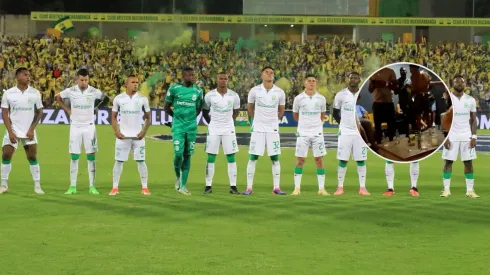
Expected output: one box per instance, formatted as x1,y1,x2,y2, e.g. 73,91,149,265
165,83,203,133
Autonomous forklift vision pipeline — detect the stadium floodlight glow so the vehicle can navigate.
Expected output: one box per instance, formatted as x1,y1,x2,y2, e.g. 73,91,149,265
264,24,267,27
290,25,294,27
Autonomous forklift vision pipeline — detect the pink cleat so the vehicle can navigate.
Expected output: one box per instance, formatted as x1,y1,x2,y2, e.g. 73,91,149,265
359,188,370,196
334,187,344,195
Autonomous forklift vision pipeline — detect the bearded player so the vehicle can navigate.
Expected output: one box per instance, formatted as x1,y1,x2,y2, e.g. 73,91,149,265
333,72,370,196
243,66,286,195
0,67,44,194
163,67,203,195
109,75,151,196
291,75,328,196
441,75,479,198
201,72,240,195
56,68,109,195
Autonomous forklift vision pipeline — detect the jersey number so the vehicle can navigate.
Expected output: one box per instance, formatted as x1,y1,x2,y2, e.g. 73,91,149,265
140,146,145,155
362,147,367,155
232,140,237,149
273,141,279,149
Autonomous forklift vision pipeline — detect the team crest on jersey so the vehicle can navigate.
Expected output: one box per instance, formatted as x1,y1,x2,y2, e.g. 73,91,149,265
464,102,468,108
272,95,277,102
86,96,91,103
227,100,232,107
192,94,197,101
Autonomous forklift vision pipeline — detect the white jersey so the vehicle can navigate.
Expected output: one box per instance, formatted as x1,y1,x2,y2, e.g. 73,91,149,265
293,92,326,137
1,86,43,138
248,84,286,133
60,85,104,127
112,92,150,137
449,93,476,142
203,89,240,135
333,88,359,136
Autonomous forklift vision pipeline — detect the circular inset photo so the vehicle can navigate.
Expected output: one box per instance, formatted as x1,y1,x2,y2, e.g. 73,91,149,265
355,62,452,163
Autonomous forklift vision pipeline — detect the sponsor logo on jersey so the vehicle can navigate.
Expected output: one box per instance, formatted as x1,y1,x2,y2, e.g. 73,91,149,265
73,104,93,110
11,106,33,111
120,110,141,115
176,101,195,107
454,112,470,116
192,94,197,101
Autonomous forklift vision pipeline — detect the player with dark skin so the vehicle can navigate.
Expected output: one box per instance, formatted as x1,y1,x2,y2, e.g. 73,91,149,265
163,70,200,124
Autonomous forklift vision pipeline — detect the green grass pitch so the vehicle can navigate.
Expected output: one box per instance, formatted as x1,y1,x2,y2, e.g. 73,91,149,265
1,125,490,275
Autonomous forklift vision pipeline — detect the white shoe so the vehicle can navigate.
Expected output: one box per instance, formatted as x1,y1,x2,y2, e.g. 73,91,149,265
175,179,180,190
34,186,44,195
440,189,451,197
0,185,8,194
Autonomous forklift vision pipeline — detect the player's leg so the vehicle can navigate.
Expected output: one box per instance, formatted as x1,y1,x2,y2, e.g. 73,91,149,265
383,161,395,196
267,133,284,195
179,132,196,195
441,141,458,197
335,136,351,195
0,133,17,193
203,135,220,194
409,162,420,196
461,143,478,198
222,135,239,194
353,135,369,195
23,140,43,194
312,136,328,195
293,136,308,195
244,132,265,195
84,126,98,195
65,126,82,194
110,139,130,195
172,132,186,190
133,139,149,195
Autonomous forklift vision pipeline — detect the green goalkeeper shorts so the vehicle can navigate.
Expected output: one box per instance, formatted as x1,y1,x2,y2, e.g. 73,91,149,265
172,132,197,156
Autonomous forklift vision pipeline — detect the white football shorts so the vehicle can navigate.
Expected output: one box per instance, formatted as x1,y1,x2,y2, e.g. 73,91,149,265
205,134,239,155
442,140,477,161
69,124,98,154
336,134,368,161
248,132,281,156
295,136,326,158
115,138,146,162
2,132,37,150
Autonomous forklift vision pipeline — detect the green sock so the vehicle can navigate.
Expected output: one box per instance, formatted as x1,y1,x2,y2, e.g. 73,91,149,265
174,155,183,179
181,155,191,188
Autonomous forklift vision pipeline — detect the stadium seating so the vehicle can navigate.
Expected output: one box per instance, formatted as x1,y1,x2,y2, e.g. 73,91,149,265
0,36,488,111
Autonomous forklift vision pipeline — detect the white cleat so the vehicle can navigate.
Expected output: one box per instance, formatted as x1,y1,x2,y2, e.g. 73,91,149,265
34,187,45,195
0,185,8,194
466,191,480,198
440,189,451,198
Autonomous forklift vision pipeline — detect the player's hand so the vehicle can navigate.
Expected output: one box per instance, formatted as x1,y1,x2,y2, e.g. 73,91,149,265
164,122,172,128
444,139,451,150
26,129,35,140
8,131,17,144
137,131,146,140
115,132,125,139
469,138,477,148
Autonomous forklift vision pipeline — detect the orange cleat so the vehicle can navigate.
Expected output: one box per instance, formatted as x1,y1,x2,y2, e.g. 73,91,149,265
141,188,151,195
109,188,119,196
334,187,344,195
359,187,370,196
383,189,395,196
409,188,419,197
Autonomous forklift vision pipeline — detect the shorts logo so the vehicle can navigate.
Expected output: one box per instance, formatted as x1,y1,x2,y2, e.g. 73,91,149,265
174,140,180,145
175,146,180,151
192,95,197,101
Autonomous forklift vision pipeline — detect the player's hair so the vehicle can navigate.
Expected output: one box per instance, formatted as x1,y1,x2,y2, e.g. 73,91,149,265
217,72,228,76
305,74,317,79
15,67,29,76
348,71,360,77
182,67,194,73
261,66,274,73
453,74,465,81
77,68,89,77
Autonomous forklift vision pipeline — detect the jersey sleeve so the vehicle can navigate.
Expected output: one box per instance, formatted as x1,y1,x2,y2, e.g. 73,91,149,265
202,93,211,110
95,89,104,100
333,92,342,109
165,85,175,103
292,96,300,113
279,90,286,106
1,92,9,108
111,96,119,112
233,93,240,109
143,97,151,113
247,88,256,104
321,97,327,112
196,89,204,109
471,98,477,112
59,88,70,99
35,90,44,109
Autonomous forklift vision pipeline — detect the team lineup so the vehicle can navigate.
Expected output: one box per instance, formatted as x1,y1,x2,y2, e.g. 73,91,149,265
0,66,479,198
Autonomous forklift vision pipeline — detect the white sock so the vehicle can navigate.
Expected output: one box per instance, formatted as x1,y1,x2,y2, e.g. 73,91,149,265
228,162,237,187
137,161,148,188
317,174,325,190
246,160,256,189
1,162,11,186
357,165,366,188
385,162,395,190
410,162,419,188
70,159,79,187
294,173,302,189
29,163,41,187
112,161,124,188
272,160,281,189
337,166,347,187
466,178,474,192
443,178,451,190
205,162,215,187
88,160,96,187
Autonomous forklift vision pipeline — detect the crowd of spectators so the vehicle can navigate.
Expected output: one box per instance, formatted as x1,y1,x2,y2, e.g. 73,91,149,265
1,35,489,111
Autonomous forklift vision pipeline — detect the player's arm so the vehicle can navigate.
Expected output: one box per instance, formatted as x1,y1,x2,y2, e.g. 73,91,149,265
202,93,211,123
292,97,299,122
27,91,44,140
469,99,477,148
232,94,240,121
1,92,16,143
163,86,175,117
138,98,151,140
196,89,204,118
56,89,71,116
278,91,286,119
110,97,124,139
332,93,342,123
247,88,256,124
320,97,327,122
94,89,110,113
